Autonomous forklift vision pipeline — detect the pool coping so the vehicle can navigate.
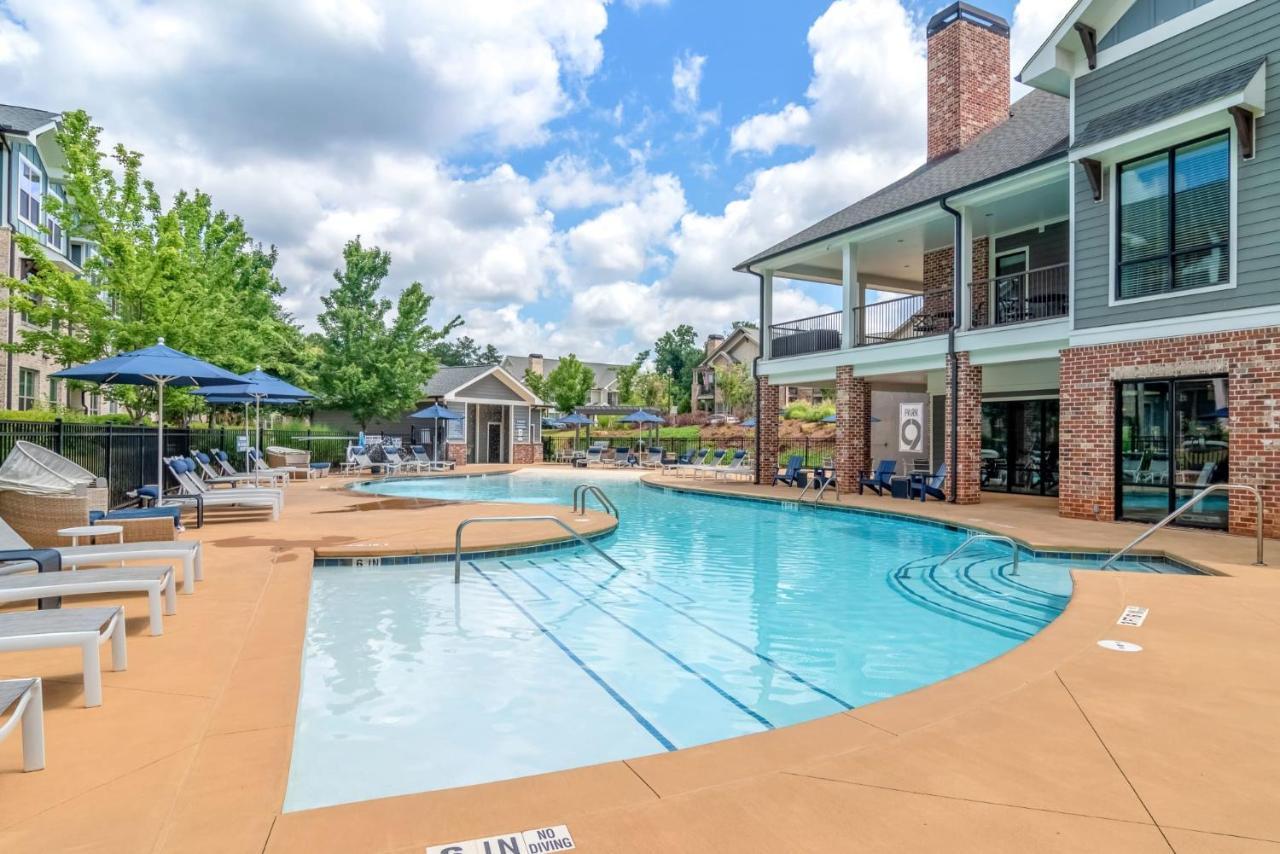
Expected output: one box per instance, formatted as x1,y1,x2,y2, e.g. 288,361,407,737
639,475,1217,576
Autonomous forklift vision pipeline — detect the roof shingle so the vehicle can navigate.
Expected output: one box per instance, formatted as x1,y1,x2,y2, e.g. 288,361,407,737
0,104,60,134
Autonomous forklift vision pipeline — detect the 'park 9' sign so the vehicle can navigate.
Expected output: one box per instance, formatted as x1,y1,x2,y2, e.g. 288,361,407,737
899,402,924,453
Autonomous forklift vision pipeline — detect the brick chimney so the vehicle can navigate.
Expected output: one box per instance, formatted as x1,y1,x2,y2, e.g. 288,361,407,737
704,334,725,357
528,353,544,377
926,2,1010,161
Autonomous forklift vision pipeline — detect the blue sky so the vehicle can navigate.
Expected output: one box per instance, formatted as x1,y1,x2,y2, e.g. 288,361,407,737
0,0,1055,364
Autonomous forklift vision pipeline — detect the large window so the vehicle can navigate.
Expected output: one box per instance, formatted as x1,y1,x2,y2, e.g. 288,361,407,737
981,399,1059,496
17,155,42,228
17,369,38,411
1116,133,1230,300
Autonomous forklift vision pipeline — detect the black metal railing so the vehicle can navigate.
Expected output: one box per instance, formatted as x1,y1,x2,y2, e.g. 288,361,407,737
969,263,1069,328
856,293,952,345
769,311,842,358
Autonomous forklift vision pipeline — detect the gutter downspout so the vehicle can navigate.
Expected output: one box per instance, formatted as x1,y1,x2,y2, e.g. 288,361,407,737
749,269,765,485
939,198,963,504
2,132,14,411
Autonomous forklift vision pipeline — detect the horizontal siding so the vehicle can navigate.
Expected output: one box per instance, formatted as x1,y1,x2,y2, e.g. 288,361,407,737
994,220,1069,269
1073,0,1280,329
454,373,524,402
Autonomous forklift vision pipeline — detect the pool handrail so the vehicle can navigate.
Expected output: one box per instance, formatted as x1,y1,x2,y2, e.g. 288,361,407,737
911,533,1020,578
573,484,619,518
453,515,625,583
1100,482,1264,569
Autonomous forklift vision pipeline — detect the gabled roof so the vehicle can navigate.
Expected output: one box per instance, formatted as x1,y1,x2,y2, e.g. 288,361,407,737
0,104,60,134
697,326,760,368
423,364,545,405
502,355,621,391
735,89,1069,271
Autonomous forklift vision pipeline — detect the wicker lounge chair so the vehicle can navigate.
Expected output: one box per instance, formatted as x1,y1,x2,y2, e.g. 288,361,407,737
0,607,126,708
0,678,44,771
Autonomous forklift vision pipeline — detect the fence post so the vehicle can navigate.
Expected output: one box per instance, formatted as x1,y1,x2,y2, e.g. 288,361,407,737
53,418,64,455
104,424,114,487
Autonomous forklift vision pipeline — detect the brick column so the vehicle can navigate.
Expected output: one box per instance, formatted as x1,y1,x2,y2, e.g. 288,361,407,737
945,351,982,504
755,377,780,484
835,366,870,487
1058,347,1114,523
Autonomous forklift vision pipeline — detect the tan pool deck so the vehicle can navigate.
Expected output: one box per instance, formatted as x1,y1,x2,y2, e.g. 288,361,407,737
0,465,1276,853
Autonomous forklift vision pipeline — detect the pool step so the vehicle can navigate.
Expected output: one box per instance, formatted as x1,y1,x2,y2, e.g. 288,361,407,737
889,558,1066,641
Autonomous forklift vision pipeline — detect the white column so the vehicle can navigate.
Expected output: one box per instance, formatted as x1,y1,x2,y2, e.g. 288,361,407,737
841,243,861,348
761,270,774,360
958,207,974,331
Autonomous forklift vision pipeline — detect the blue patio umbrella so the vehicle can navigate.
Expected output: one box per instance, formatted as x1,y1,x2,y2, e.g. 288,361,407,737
741,417,757,428
410,403,463,465
621,409,665,451
554,411,593,454
52,339,244,486
191,367,315,468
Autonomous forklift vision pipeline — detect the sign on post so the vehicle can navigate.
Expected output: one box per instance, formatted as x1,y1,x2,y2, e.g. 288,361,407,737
899,402,924,453
236,435,249,452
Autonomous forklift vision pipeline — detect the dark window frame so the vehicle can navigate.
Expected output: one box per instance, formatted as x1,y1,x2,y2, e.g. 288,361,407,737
1114,130,1231,300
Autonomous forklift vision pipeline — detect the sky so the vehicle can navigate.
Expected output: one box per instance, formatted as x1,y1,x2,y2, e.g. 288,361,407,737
0,0,1074,364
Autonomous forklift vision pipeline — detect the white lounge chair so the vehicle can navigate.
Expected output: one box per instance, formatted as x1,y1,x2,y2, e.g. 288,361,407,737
211,451,289,487
0,607,126,708
0,517,202,596
0,678,44,771
163,459,283,521
0,566,175,636
385,448,422,473
641,448,665,469
693,449,728,478
191,452,277,489
715,450,751,480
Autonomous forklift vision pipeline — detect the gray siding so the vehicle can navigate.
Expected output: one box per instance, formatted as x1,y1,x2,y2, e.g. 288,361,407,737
454,373,524,403
1098,0,1216,51
994,220,1069,270
1074,0,1280,329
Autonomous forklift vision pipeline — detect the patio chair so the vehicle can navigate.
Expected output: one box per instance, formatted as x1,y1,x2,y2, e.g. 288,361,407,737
0,566,176,637
694,449,731,479
774,455,804,487
211,450,289,488
714,450,750,480
582,447,605,467
858,460,897,496
641,447,665,469
663,448,700,475
0,607,126,708
0,678,44,771
162,459,283,523
190,452,266,489
385,448,422,473
908,464,948,502
612,447,637,468
0,515,202,596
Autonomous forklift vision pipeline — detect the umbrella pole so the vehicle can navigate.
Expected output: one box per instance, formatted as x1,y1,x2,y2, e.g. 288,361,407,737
156,379,166,491
243,403,251,473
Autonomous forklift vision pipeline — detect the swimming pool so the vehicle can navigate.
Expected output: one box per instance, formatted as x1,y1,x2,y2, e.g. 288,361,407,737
284,469,1193,811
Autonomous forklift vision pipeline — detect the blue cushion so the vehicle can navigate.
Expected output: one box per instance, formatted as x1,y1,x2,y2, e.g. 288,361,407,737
137,485,160,500
195,451,211,463
94,506,181,528
309,461,330,469
214,450,228,461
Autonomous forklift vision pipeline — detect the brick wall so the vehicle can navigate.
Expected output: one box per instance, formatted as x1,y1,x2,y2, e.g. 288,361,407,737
922,237,988,331
1060,328,1280,537
754,377,779,484
926,17,1010,161
446,443,468,467
835,366,870,487
945,351,983,504
512,443,543,465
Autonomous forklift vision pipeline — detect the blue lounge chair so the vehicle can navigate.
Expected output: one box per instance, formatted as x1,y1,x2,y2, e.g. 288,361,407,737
858,460,897,495
774,455,804,487
909,464,948,502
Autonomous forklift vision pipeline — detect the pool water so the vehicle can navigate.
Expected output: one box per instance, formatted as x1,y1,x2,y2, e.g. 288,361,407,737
284,469,1192,811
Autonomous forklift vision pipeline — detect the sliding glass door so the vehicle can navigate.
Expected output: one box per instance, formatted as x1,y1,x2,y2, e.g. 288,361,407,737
981,400,1059,497
1116,377,1228,529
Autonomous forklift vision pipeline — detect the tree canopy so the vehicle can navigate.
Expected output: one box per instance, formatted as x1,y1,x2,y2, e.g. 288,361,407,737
432,336,502,367
653,324,702,413
541,354,595,414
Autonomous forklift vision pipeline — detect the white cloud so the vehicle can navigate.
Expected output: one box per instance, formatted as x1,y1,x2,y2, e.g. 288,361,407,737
672,52,706,113
730,103,812,156
1010,0,1078,97
564,173,687,283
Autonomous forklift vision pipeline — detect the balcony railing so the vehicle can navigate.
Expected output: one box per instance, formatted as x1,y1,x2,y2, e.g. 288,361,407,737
856,293,952,345
769,311,842,358
969,263,1069,329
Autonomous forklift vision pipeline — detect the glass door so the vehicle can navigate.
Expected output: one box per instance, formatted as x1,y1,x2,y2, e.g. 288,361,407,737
993,250,1028,325
981,400,1058,496
1173,378,1229,528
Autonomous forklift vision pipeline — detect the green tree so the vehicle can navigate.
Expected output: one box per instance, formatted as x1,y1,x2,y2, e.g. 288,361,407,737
653,324,702,413
522,369,547,399
714,362,754,417
633,370,672,412
314,237,460,429
432,336,501,366
614,349,649,405
541,353,595,413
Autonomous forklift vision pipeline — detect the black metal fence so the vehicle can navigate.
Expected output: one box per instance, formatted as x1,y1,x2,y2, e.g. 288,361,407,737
969,263,1070,328
0,419,374,508
542,434,836,469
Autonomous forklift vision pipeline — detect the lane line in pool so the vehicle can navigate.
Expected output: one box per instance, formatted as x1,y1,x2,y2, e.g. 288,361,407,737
548,555,856,711
515,561,776,731
499,560,552,601
469,562,677,752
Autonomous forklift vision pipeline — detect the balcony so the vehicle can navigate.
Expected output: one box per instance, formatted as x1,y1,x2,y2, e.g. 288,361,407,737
768,294,953,358
769,311,842,358
968,263,1069,329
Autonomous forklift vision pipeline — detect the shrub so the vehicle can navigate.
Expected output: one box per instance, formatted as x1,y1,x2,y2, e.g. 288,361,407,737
782,400,836,423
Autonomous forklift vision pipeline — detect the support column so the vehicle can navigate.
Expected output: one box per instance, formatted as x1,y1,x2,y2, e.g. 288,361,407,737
755,376,780,485
835,366,871,488
761,271,774,360
945,351,982,504
841,244,861,348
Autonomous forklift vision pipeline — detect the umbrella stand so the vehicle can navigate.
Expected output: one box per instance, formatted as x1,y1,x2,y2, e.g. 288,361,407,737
141,375,171,490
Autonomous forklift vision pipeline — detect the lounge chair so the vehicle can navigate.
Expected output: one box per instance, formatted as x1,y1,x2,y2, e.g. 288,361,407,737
641,447,665,469
410,445,455,471
663,449,698,474
611,447,636,468
0,607,126,708
190,452,267,489
385,448,422,473
211,450,289,487
714,450,750,480
0,566,176,636
580,447,605,467
909,464,948,502
0,678,44,771
858,460,898,496
162,459,283,523
694,449,729,478
774,455,804,487
0,517,202,596
249,449,309,480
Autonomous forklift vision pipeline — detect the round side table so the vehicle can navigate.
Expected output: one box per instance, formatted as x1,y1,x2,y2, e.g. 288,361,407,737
57,524,124,548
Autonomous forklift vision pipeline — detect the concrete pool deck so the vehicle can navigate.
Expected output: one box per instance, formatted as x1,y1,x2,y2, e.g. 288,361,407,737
0,466,1276,853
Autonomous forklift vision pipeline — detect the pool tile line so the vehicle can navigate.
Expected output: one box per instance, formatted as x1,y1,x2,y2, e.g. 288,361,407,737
312,528,616,567
469,561,677,752
548,553,857,712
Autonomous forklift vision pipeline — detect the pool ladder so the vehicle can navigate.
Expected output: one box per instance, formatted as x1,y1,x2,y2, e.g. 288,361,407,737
904,534,1021,579
573,484,619,518
453,515,627,583
1101,482,1264,569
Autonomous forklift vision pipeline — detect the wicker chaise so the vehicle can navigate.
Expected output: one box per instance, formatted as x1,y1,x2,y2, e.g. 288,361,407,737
0,607,127,708
0,678,44,771
0,490,173,547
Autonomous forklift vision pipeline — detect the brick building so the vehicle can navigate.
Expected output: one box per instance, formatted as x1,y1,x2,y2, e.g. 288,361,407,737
741,0,1277,537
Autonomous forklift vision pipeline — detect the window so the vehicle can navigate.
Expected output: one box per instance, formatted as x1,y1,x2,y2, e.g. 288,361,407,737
17,369,38,411
46,213,63,251
70,242,83,267
17,155,42,227
1116,133,1230,300
47,378,59,405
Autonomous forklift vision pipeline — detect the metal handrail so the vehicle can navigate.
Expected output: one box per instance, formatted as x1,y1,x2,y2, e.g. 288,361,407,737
904,533,1020,578
573,484,619,518
453,515,626,583
1101,483,1264,569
